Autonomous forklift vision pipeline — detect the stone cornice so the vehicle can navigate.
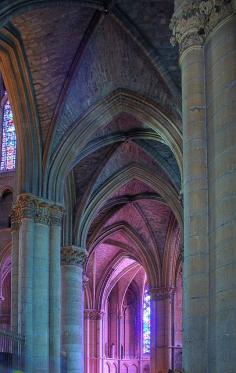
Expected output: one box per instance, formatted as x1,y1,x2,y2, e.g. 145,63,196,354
11,193,64,228
61,246,88,267
150,287,175,301
170,0,233,55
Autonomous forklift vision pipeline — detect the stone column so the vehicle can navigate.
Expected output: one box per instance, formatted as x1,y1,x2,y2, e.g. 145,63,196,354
49,206,64,373
170,1,235,372
11,194,63,373
61,245,88,373
16,194,35,372
33,203,50,373
150,287,174,373
170,4,210,373
86,310,104,373
204,4,236,372
10,208,20,334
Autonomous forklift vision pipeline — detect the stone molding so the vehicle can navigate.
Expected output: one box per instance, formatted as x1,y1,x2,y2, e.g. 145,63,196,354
61,246,88,267
150,287,175,301
84,309,104,320
11,193,64,229
170,0,233,54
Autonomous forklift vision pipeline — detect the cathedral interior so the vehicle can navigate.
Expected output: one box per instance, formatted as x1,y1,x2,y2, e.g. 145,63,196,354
0,1,235,372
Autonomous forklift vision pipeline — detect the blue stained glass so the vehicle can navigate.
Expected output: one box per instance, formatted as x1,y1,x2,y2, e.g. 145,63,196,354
0,94,16,171
143,288,151,353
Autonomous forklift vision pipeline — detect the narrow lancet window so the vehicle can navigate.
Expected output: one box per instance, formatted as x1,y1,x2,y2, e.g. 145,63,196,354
0,92,16,171
143,287,151,353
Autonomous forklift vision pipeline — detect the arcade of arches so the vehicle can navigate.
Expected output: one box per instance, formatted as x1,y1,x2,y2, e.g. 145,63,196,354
0,1,235,373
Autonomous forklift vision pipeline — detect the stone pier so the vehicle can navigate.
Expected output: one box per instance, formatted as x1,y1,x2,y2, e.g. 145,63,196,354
61,246,88,373
171,1,236,372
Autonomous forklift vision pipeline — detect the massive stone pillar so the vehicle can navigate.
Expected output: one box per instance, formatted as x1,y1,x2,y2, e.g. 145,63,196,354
11,194,63,373
150,287,174,373
61,246,88,373
170,1,236,372
204,6,236,372
171,16,209,373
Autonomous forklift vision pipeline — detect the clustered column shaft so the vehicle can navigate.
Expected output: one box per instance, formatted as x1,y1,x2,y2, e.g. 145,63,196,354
150,287,175,373
170,1,236,372
61,245,88,373
11,193,63,373
84,309,104,373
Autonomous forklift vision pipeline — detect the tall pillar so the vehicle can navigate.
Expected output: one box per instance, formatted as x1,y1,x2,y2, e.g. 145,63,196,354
11,194,63,373
204,6,236,372
33,204,51,372
170,1,236,372
11,209,19,334
49,206,64,373
150,287,174,373
61,245,88,373
17,195,35,372
85,309,104,373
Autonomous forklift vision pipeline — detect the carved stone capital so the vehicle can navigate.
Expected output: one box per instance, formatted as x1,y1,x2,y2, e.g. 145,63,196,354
61,246,88,267
50,205,64,226
170,0,233,55
150,287,175,301
85,309,104,320
35,203,51,225
16,193,36,219
11,206,21,231
12,194,64,227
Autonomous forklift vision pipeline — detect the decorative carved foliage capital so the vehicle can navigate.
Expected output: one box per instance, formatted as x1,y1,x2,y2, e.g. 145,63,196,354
85,309,104,320
16,193,36,219
170,0,233,55
50,205,64,226
11,194,64,227
10,206,21,231
61,246,88,267
150,287,175,301
34,203,51,225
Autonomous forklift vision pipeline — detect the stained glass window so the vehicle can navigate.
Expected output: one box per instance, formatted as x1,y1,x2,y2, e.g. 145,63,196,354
0,93,16,171
143,287,151,353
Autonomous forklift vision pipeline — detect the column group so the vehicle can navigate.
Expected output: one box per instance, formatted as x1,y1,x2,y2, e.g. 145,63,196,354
11,193,63,373
170,1,236,372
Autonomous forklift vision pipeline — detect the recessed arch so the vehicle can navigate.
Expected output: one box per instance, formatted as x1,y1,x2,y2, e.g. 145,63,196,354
0,185,13,199
85,221,161,289
0,27,42,195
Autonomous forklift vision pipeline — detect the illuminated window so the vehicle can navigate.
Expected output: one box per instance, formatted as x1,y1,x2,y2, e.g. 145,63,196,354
143,287,151,353
0,93,16,171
